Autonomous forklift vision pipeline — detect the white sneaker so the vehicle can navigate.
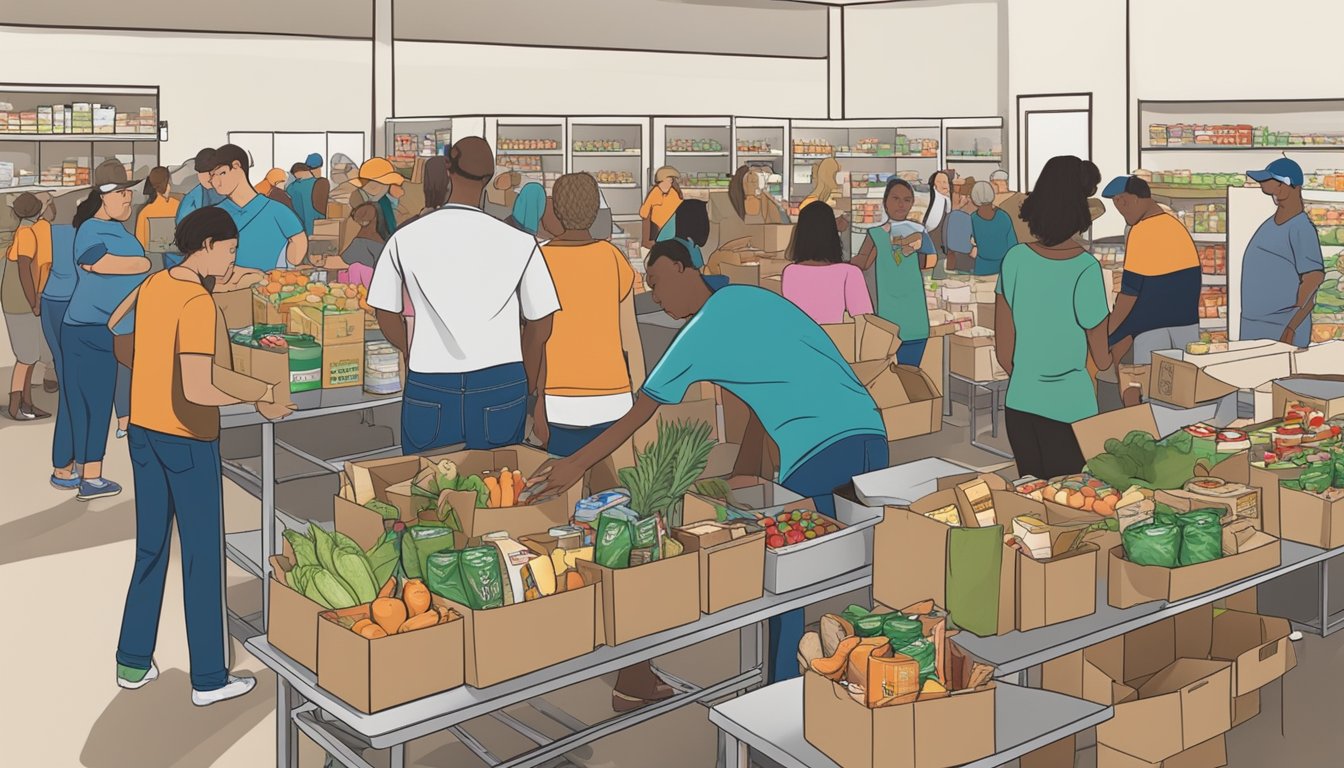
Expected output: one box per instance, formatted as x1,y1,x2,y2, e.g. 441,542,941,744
117,662,159,690
191,674,256,707
1289,630,1305,642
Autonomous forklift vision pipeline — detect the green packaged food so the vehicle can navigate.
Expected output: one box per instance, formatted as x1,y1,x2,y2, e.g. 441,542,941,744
633,516,659,549
426,550,468,605
896,638,939,684
402,525,456,581
1300,462,1333,494
459,546,505,609
596,512,635,569
1177,509,1224,566
853,614,886,638
842,604,871,626
1152,503,1180,528
881,614,924,648
289,337,322,393
1123,521,1182,568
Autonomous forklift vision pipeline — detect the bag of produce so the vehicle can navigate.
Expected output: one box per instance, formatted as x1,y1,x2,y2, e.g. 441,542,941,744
1300,462,1334,494
426,550,467,605
1122,521,1182,567
1176,509,1224,566
426,547,505,610
853,613,886,638
895,638,938,684
881,614,924,649
595,511,636,569
402,525,457,581
945,525,1005,637
1152,503,1180,528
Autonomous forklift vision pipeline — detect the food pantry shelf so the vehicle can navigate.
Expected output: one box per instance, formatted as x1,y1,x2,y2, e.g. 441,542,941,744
666,151,729,157
598,182,638,189
946,156,1003,162
710,678,1112,768
1143,145,1344,152
0,133,157,142
1201,317,1228,328
1191,232,1227,242
571,150,640,157
497,149,562,156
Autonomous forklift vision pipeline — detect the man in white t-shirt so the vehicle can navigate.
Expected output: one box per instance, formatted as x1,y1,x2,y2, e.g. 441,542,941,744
368,137,560,453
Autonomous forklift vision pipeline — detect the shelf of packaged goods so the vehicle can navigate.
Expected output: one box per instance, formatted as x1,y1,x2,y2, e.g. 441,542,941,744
571,150,641,157
0,133,159,142
1189,232,1227,243
1203,274,1228,286
0,183,90,195
1149,185,1233,200
665,151,728,157
1305,189,1344,203
736,151,783,158
598,182,639,189
1143,144,1344,152
496,149,562,156
946,155,1003,162
1200,317,1228,329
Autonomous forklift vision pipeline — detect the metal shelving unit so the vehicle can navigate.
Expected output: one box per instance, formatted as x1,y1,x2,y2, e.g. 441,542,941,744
653,117,733,203
568,116,648,220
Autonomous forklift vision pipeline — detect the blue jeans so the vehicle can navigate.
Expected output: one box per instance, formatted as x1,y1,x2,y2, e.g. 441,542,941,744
768,433,890,685
41,297,74,468
896,338,927,367
402,363,528,454
547,421,615,458
118,426,228,690
61,323,118,465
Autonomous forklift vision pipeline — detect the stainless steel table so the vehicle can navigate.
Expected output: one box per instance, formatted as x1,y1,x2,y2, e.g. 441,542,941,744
710,677,1112,768
947,372,1012,459
248,568,873,768
220,389,403,639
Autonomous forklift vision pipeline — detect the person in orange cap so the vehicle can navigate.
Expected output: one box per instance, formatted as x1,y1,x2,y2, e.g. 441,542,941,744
254,168,293,210
349,157,405,240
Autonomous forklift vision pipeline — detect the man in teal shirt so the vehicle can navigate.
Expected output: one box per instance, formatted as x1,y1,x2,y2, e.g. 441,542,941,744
287,152,329,236
208,144,307,272
176,147,224,225
526,238,889,688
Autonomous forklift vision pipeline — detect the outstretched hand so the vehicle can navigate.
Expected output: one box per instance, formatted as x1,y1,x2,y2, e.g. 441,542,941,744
519,456,584,505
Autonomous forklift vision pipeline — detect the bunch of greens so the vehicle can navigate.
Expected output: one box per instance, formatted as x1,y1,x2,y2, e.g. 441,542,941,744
283,524,399,610
618,418,715,528
410,459,484,531
1085,429,1229,491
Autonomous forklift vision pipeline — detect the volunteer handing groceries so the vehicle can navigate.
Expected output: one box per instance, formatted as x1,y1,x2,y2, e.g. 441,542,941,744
523,237,890,686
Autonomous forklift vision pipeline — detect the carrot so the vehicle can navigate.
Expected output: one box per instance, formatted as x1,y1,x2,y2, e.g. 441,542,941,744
402,579,431,617
484,475,501,508
810,636,860,680
499,467,515,507
377,577,395,599
396,611,440,633
512,470,524,496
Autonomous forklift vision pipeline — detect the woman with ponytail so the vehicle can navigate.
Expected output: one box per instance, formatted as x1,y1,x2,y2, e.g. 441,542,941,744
55,160,152,500
135,166,178,251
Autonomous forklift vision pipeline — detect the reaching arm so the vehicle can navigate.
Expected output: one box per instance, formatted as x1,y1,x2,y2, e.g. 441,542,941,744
619,294,646,390
1108,292,1137,335
994,293,1015,376
84,254,151,275
285,232,310,266
375,308,409,361
732,409,769,479
1086,322,1114,371
16,255,38,312
851,236,877,270
524,393,662,501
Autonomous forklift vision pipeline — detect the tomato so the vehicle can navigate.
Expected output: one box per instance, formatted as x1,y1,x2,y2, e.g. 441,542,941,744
766,534,786,549
785,529,805,545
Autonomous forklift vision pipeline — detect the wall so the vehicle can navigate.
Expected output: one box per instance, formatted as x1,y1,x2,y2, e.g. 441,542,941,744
394,41,829,119
0,26,373,167
843,0,1003,119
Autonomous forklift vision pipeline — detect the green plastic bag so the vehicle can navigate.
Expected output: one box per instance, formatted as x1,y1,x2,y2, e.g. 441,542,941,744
459,546,505,609
402,526,456,581
426,550,468,605
596,511,636,569
896,638,939,684
1177,509,1224,566
881,614,924,649
946,525,1004,637
1123,522,1182,567
853,614,886,638
1300,462,1333,494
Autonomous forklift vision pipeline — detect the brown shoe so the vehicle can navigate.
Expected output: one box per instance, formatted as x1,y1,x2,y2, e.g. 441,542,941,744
22,400,50,419
43,378,58,394
8,392,33,421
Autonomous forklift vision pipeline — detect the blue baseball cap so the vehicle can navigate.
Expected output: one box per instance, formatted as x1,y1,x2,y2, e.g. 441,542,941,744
1247,157,1303,187
304,152,323,169
1102,176,1152,199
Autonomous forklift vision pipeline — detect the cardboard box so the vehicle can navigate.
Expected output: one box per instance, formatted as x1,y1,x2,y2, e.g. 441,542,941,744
1149,341,1294,409
1231,690,1259,728
1094,657,1232,763
335,455,426,548
823,314,902,365
673,494,766,613
215,286,255,330
972,302,996,331
719,257,788,287
1106,525,1280,610
266,556,326,672
1266,484,1344,548
229,340,292,393
289,305,366,389
315,595,465,713
802,670,996,768
576,552,700,645
948,330,1007,382
1271,375,1344,420
1070,405,1250,486
1208,608,1296,696
437,580,600,688
253,286,309,326
745,222,795,253
1097,735,1227,768
870,365,944,441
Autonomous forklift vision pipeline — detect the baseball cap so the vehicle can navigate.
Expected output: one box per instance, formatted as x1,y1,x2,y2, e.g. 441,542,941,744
655,166,680,183
1247,157,1304,187
350,157,404,188
304,152,323,169
93,159,140,193
1101,175,1152,199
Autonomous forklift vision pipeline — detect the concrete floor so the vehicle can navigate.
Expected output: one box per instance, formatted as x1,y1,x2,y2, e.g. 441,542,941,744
4,344,1343,768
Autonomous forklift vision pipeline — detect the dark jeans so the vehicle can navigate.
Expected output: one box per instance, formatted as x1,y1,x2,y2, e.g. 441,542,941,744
895,338,927,368
402,363,528,454
1005,407,1086,480
41,297,73,468
117,426,228,691
61,323,117,465
768,433,890,685
547,421,616,458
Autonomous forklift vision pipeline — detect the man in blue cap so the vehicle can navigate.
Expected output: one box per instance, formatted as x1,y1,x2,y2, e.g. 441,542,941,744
1101,174,1201,405
287,152,329,236
1243,158,1324,347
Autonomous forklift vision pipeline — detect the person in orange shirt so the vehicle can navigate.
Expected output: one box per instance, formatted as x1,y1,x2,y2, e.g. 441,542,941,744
527,173,658,712
639,166,682,247
107,206,291,703
134,166,180,251
4,191,53,419
255,167,294,210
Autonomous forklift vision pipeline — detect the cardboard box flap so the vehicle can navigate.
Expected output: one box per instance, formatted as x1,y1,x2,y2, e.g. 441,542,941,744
1073,405,1161,459
1291,340,1344,375
1136,658,1229,699
821,314,902,365
1271,374,1344,419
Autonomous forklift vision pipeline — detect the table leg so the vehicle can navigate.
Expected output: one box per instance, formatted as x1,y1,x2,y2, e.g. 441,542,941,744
1321,559,1333,637
943,336,952,417
261,420,276,630
389,743,405,768
741,620,763,675
717,730,746,768
989,385,999,439
277,678,298,768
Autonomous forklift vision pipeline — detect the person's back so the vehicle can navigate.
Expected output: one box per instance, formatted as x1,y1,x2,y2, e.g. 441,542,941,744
130,270,220,440
371,205,551,373
541,240,632,399
1111,212,1200,345
781,262,870,325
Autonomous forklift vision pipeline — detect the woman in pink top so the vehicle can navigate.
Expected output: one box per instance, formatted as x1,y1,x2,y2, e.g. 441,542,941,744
781,201,873,324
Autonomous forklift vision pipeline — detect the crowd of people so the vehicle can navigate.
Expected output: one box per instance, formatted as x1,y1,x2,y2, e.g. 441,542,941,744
1,132,1325,709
